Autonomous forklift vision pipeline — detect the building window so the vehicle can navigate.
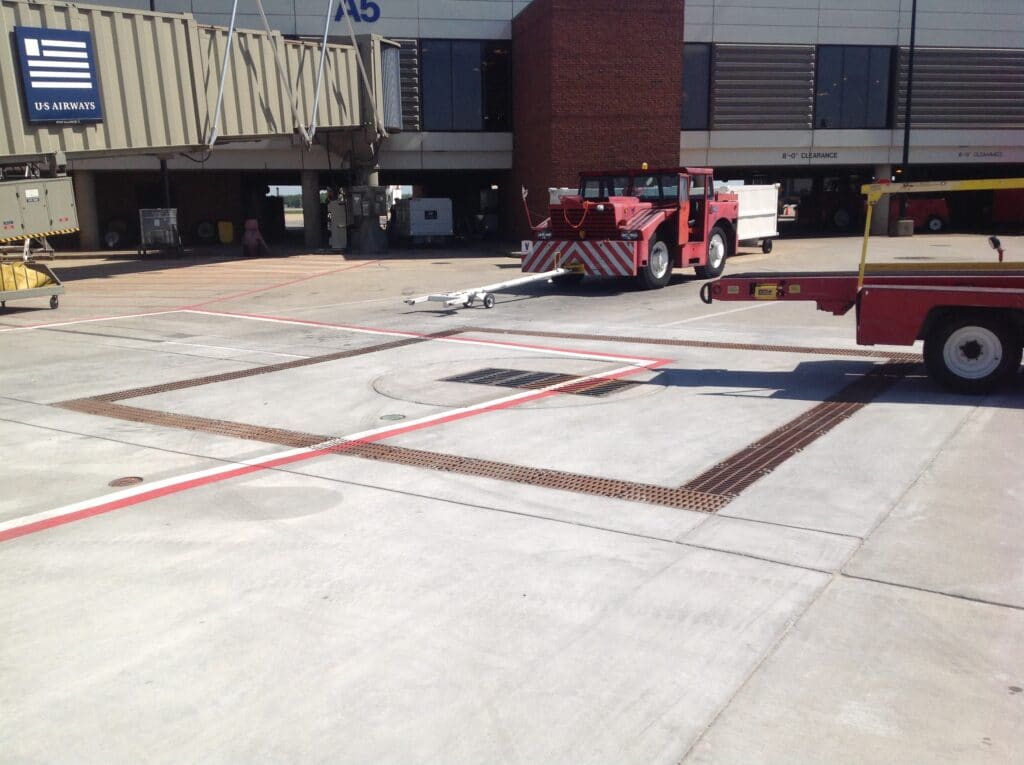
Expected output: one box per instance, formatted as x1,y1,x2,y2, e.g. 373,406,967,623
421,39,512,131
682,43,711,131
815,46,892,129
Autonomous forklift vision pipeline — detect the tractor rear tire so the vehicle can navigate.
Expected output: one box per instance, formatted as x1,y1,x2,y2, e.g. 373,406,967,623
637,234,673,290
695,226,729,279
923,313,1021,394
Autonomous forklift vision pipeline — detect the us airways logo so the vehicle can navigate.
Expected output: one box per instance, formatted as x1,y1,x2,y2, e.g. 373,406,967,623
15,26,104,124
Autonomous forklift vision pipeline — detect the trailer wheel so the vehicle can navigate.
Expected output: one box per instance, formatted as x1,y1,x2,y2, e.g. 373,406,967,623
761,239,773,254
923,314,1021,394
637,234,673,290
927,216,945,233
50,295,59,310
695,226,728,279
483,293,496,309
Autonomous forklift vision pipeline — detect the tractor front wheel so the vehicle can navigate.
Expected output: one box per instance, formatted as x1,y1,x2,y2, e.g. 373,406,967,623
695,226,729,279
637,234,673,290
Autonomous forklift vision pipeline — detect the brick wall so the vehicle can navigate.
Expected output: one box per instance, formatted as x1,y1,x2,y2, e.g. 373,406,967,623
512,0,684,236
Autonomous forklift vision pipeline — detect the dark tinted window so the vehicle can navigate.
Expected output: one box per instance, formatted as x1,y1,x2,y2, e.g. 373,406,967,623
451,41,482,130
420,39,512,132
483,42,512,130
815,46,891,129
683,43,711,131
421,40,453,130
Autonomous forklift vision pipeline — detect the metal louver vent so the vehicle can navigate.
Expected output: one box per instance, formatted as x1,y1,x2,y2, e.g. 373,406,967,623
711,45,815,130
393,38,421,131
895,47,1024,129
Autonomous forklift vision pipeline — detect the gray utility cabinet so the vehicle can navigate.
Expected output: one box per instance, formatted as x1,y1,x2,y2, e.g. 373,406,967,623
0,176,78,243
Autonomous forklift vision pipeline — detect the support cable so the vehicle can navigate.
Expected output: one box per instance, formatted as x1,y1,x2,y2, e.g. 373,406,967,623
207,0,240,146
307,0,335,141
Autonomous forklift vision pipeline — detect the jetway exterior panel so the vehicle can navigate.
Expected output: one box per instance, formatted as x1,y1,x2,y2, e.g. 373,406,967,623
1,0,370,162
1,1,206,160
283,39,359,132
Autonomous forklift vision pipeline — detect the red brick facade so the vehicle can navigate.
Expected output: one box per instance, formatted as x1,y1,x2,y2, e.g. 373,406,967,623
512,0,684,236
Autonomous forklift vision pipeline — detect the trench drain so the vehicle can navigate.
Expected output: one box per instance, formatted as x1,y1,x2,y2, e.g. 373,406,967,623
442,367,640,397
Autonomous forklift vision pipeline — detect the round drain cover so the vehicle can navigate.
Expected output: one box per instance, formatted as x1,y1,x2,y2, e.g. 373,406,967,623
380,414,406,421
109,476,144,487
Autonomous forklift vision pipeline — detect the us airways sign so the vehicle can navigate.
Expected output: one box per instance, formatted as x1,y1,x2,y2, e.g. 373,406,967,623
14,26,103,125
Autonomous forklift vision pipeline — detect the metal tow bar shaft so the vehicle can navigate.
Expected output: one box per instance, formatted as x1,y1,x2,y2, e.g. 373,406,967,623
404,268,572,309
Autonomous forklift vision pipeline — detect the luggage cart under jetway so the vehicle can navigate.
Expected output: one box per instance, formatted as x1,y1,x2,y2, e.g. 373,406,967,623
0,252,64,310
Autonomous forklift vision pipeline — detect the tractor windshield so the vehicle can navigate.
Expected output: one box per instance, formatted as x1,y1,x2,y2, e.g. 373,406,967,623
580,173,681,202
580,176,630,199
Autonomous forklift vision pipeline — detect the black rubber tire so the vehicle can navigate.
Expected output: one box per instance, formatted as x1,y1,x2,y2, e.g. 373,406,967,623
761,239,774,254
695,226,729,279
49,295,59,309
636,233,673,290
923,313,1022,394
927,216,944,233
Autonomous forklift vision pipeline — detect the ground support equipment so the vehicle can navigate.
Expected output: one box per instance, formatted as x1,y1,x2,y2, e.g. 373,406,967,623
701,177,1024,393
0,248,64,310
404,267,573,309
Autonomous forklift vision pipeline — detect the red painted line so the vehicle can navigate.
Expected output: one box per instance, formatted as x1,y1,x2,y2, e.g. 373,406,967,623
182,260,377,309
0,360,662,543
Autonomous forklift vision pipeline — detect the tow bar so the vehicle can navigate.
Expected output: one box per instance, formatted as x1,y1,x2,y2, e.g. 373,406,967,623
404,267,574,309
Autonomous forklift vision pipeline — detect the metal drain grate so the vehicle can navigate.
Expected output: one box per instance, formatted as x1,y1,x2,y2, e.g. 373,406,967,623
682,362,910,496
331,441,729,513
442,367,640,397
58,399,328,448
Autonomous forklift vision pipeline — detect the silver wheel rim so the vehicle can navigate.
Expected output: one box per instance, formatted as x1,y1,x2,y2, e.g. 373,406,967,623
928,218,942,231
708,234,725,270
943,326,1002,380
649,241,670,279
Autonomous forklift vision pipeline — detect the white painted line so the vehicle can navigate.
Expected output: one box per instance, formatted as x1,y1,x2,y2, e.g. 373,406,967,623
659,302,777,327
0,361,653,540
0,310,182,334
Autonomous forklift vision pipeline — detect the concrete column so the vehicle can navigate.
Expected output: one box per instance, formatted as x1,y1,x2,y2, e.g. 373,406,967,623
870,164,892,236
73,170,100,251
301,170,321,249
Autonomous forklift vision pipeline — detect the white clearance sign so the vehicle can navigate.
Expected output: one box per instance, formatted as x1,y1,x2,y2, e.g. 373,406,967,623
15,26,103,124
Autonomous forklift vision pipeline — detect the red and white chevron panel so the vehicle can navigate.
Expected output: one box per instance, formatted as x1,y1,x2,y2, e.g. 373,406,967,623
522,240,637,276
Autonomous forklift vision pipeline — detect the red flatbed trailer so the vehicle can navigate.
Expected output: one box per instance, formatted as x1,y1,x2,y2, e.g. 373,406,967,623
701,178,1024,393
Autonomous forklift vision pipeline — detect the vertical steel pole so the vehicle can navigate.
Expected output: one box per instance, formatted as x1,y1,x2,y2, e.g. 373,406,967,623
899,0,918,216
151,1,171,207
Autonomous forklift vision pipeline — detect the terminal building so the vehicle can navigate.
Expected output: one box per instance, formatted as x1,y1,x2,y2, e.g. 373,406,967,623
2,0,1022,249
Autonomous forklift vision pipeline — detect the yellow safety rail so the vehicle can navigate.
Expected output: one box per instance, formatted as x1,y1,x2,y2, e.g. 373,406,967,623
856,177,1024,289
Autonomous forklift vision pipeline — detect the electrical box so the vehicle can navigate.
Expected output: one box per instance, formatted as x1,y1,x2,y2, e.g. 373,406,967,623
327,198,348,250
393,198,453,240
348,186,388,219
0,176,78,243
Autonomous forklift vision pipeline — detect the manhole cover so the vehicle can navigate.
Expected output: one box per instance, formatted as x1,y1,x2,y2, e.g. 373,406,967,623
109,476,144,487
380,414,406,421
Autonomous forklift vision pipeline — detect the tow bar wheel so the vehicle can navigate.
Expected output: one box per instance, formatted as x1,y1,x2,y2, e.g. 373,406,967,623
924,314,1022,394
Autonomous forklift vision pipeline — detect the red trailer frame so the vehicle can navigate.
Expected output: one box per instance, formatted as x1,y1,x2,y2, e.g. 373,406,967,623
702,178,1024,393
